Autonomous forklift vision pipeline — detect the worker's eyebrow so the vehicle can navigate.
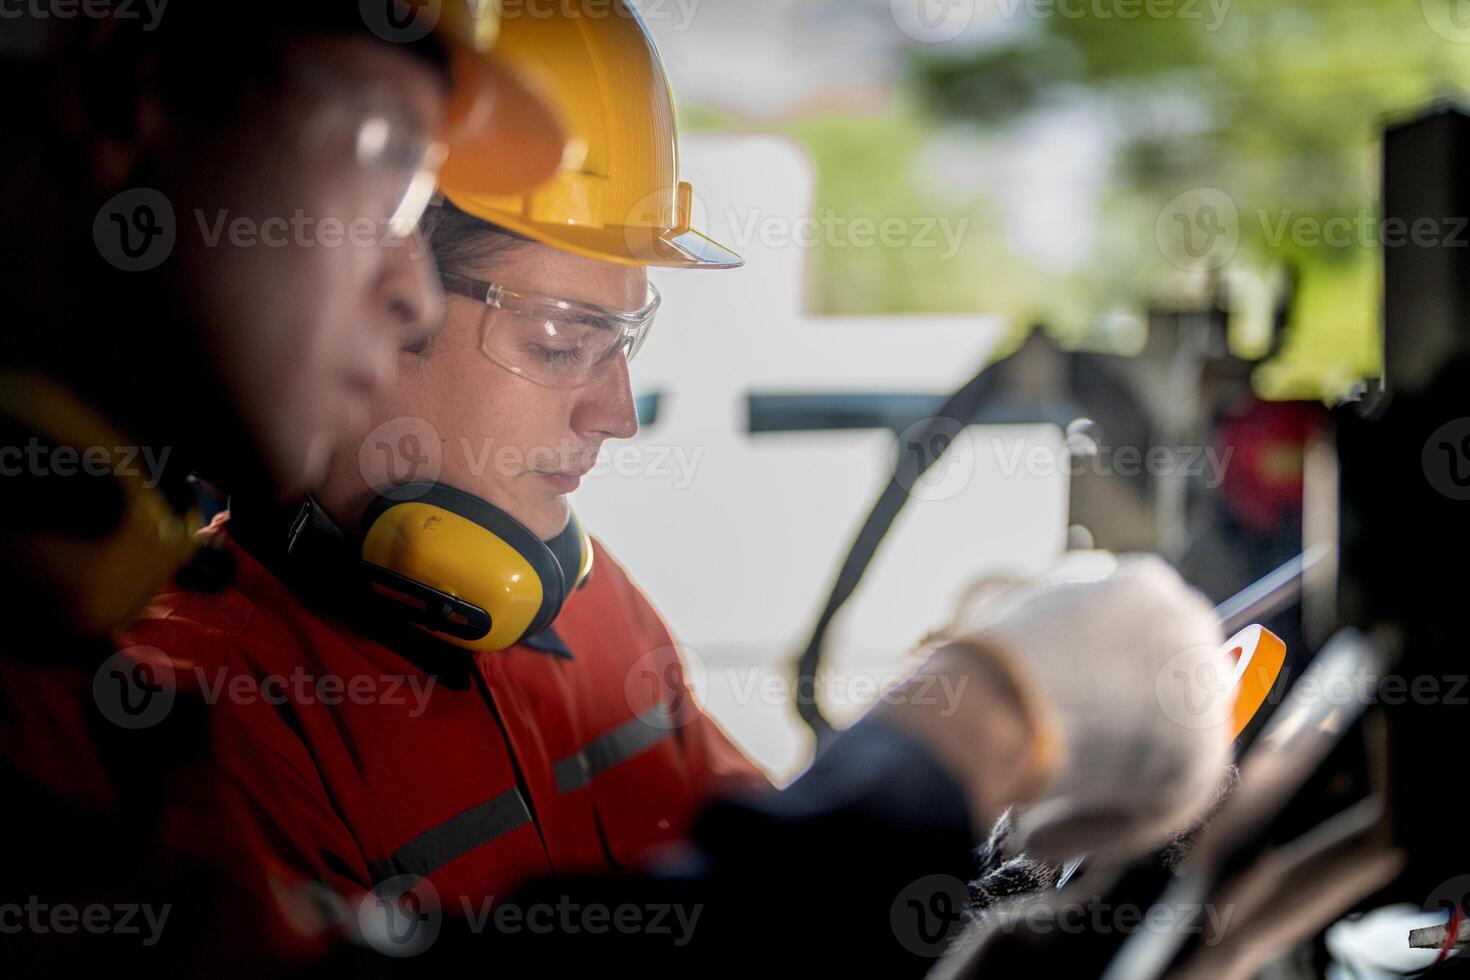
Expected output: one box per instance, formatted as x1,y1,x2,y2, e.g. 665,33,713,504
565,312,618,332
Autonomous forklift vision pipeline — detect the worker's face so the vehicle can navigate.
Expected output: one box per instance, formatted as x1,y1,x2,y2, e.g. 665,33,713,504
173,37,446,492
327,239,644,540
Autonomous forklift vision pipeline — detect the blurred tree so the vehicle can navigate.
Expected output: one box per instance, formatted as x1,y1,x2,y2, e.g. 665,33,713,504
703,0,1470,398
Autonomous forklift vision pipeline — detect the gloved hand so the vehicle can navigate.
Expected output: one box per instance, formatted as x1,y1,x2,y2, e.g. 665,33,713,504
875,556,1234,863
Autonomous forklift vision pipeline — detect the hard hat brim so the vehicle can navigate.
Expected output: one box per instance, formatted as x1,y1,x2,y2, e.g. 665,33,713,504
445,188,744,269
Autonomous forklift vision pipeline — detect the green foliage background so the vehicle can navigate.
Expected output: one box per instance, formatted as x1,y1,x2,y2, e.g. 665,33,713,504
688,0,1470,398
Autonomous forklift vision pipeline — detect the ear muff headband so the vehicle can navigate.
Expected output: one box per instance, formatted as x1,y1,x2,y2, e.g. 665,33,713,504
359,482,588,651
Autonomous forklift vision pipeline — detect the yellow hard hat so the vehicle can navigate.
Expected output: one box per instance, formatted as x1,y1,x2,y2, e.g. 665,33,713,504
439,0,743,269
411,0,568,197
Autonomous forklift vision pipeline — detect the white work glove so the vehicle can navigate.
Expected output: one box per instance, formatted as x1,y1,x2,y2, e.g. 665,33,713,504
879,556,1233,864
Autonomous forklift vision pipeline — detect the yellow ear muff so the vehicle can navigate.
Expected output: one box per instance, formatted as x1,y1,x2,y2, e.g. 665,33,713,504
359,483,585,652
0,370,198,637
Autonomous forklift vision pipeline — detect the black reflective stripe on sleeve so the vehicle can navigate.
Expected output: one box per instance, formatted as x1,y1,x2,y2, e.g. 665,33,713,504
554,704,673,794
367,787,534,882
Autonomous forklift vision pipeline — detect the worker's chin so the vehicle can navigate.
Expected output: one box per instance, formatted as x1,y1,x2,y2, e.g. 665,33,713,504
523,493,572,542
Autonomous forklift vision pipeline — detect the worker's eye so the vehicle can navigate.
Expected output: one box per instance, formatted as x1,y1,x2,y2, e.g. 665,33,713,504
533,345,583,366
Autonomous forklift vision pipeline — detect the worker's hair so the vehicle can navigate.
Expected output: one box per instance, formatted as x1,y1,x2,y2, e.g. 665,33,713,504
409,201,533,356
419,200,532,277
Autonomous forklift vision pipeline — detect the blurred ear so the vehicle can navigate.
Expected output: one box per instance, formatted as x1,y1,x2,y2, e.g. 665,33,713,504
55,24,171,195
88,91,168,193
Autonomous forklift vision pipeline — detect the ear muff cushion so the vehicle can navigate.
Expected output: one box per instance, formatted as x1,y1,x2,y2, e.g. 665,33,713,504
361,483,567,650
544,510,594,592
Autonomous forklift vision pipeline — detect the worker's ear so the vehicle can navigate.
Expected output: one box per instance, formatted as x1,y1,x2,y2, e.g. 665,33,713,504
87,93,169,195
56,23,172,195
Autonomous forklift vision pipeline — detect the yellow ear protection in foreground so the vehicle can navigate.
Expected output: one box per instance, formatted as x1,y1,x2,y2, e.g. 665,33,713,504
359,482,593,652
0,369,198,636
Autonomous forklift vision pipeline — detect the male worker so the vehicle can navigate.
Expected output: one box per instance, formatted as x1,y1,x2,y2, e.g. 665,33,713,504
119,1,768,911
117,0,1235,947
0,4,564,971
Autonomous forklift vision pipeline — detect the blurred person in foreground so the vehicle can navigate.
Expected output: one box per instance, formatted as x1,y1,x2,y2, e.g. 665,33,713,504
0,3,564,972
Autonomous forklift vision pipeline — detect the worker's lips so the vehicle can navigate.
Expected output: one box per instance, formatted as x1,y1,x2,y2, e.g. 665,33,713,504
533,470,588,494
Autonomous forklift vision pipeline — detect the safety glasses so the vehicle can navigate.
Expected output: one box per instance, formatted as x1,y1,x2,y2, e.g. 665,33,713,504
440,272,661,389
292,61,449,241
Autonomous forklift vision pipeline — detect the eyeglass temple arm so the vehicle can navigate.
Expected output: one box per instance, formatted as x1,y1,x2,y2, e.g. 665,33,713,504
439,272,494,303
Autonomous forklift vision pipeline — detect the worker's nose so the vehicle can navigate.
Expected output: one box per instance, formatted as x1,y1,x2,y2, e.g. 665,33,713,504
572,354,640,442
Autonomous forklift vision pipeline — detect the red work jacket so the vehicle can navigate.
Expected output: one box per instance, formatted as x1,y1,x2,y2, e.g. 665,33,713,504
116,518,764,912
